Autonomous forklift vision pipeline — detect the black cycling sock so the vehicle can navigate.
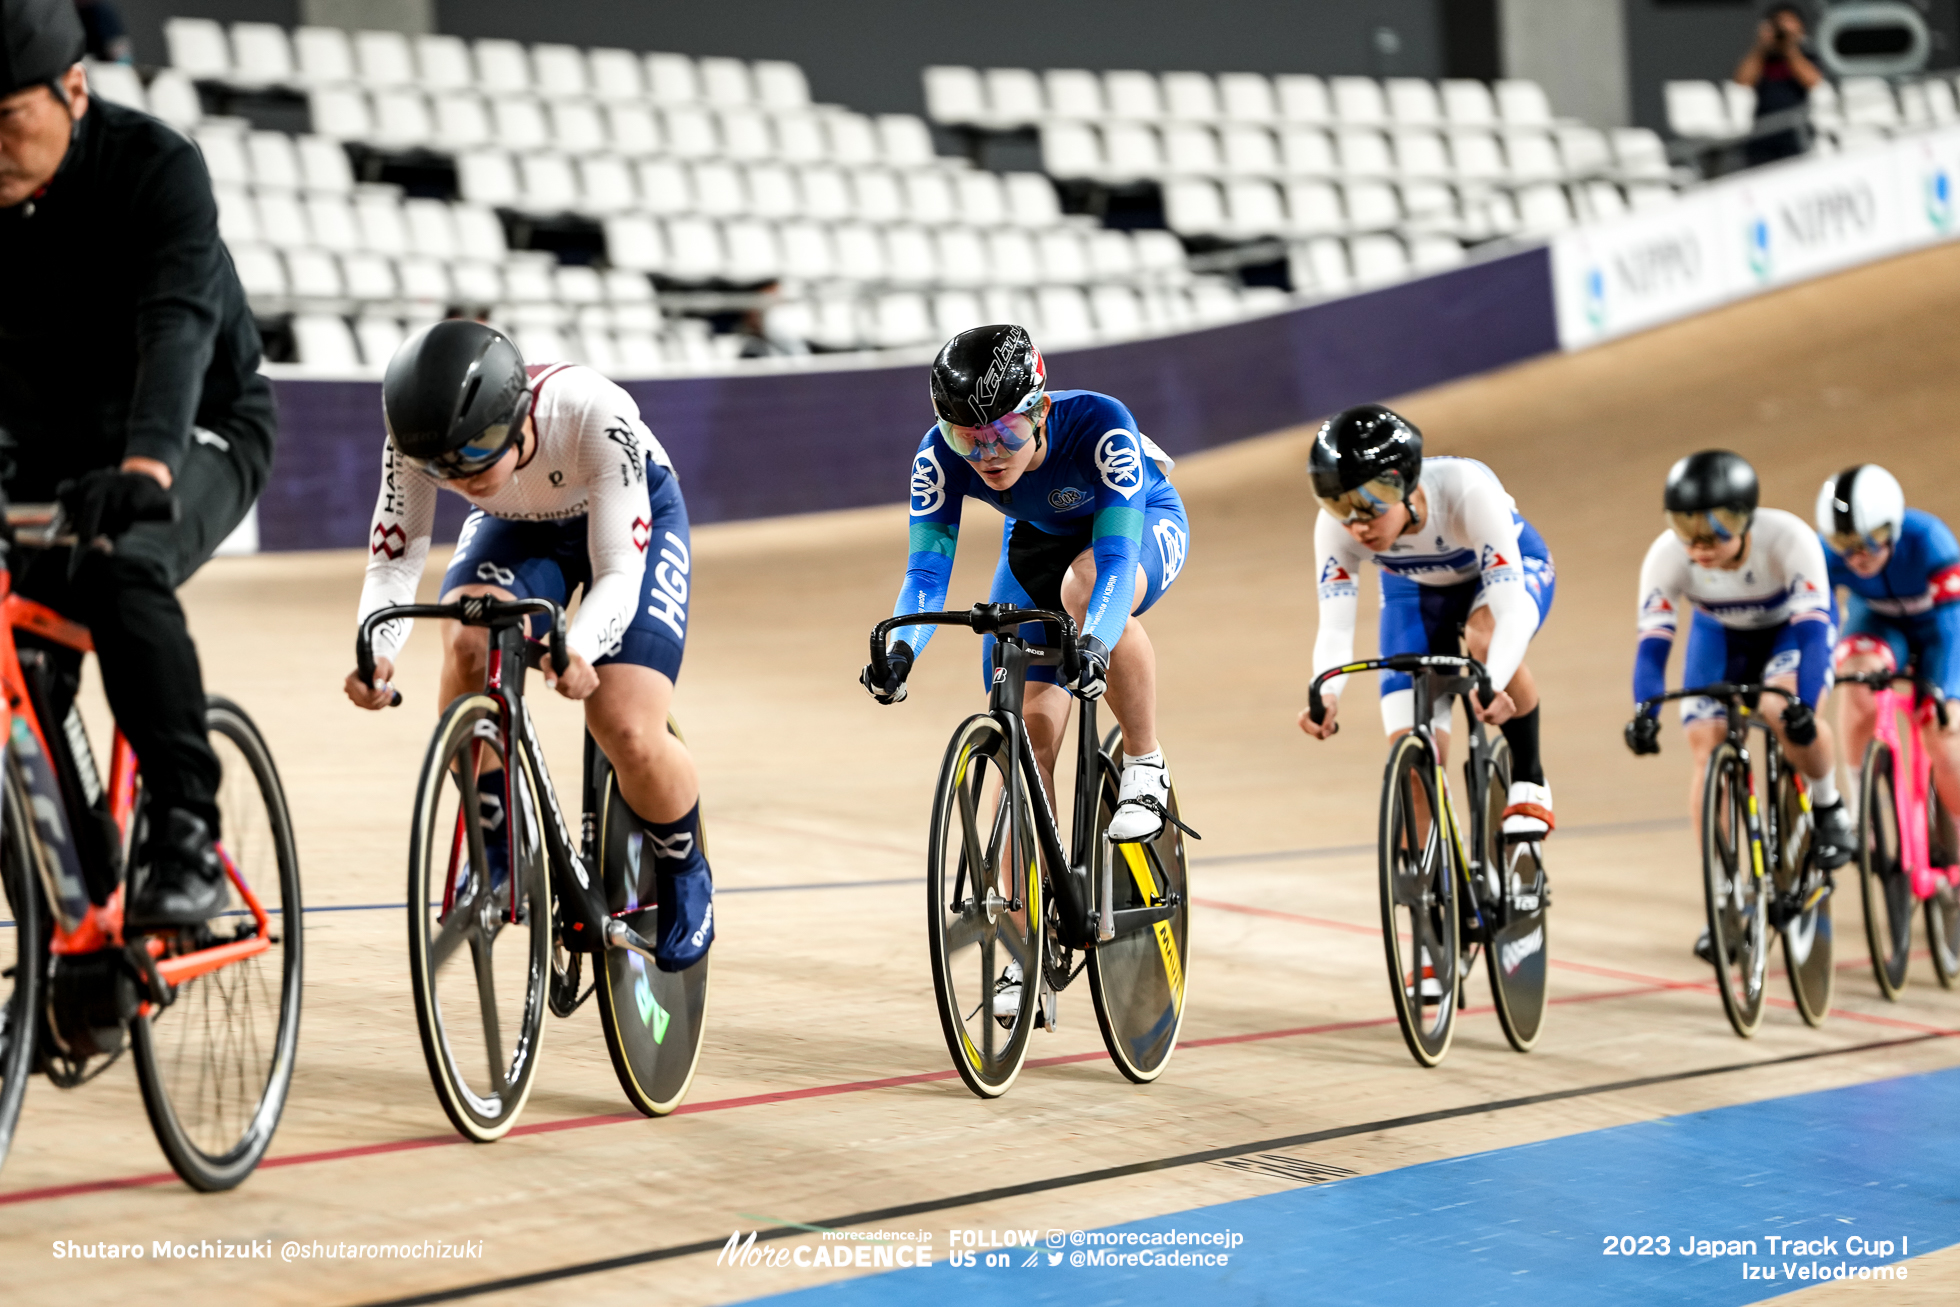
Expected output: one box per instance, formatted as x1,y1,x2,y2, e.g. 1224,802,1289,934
1501,706,1544,787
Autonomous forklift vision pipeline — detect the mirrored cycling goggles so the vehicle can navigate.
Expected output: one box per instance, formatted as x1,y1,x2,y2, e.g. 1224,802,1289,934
1317,477,1409,525
1824,522,1894,557
938,406,1040,462
1666,507,1752,547
398,397,531,481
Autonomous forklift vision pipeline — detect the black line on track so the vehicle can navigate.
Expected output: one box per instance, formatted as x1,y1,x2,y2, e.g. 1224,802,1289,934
353,1029,1947,1307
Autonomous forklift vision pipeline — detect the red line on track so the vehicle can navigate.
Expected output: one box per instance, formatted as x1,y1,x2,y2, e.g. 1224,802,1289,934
7,901,1953,1210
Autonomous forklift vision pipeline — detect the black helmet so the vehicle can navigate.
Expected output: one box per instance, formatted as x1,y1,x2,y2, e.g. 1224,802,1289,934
0,0,86,101
930,324,1046,429
1308,404,1423,521
1664,449,1757,544
383,320,533,479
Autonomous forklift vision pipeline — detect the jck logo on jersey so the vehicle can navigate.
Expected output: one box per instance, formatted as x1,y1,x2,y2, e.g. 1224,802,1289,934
911,448,946,515
1095,430,1142,499
1048,486,1088,511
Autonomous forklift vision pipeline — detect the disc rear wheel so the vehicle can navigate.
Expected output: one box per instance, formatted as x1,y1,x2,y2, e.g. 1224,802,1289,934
927,714,1041,1099
1857,741,1912,999
593,718,710,1117
1379,733,1458,1067
1775,770,1833,1026
1926,792,1960,987
1088,748,1189,1084
0,756,46,1176
1702,744,1768,1037
1478,738,1547,1053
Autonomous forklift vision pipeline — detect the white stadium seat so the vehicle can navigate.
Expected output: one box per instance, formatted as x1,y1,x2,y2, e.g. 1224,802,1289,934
1219,72,1276,123
1275,74,1332,124
1163,124,1223,175
1334,127,1393,177
932,289,987,338
301,193,358,250
146,71,203,128
1441,79,1497,127
885,225,937,284
1392,128,1450,179
832,223,888,281
1331,77,1388,126
665,107,720,158
474,40,532,93
1089,284,1146,337
1408,234,1465,274
297,135,355,192
293,314,361,367
903,170,955,223
645,53,701,105
230,23,294,85
1042,122,1103,178
253,191,308,247
1280,126,1336,176
492,97,550,152
1163,178,1225,236
755,61,811,111
748,164,803,218
1104,70,1163,120
415,35,475,90
1386,79,1442,126
166,18,229,78
923,66,985,125
1399,180,1458,232
1342,180,1400,231
551,100,609,154
878,116,938,167
1612,128,1671,180
1221,125,1281,176
1283,179,1343,235
1102,123,1164,180
588,48,644,101
398,256,453,303
850,169,904,223
1086,229,1137,279
432,93,492,150
1449,129,1506,183
533,45,589,97
933,228,988,287
605,215,668,272
1665,82,1731,139
456,150,521,206
294,27,355,84
355,30,415,86
779,221,836,279
700,57,755,107
85,60,144,110
692,161,748,216
1224,179,1286,236
1045,69,1105,120
341,251,397,300
230,244,286,299
1349,234,1410,287
985,229,1039,286
246,131,301,189
402,198,457,258
953,171,1008,226
1556,126,1613,177
1035,286,1095,346
1504,130,1562,183
827,113,881,164
984,68,1045,126
774,113,826,164
309,86,372,141
607,104,663,155
1496,80,1553,127
213,184,258,244
1515,182,1574,233
371,90,433,148
1162,72,1220,122
1840,77,1900,128
871,292,936,347
355,316,407,367
1035,229,1089,283
193,125,250,187
667,218,728,279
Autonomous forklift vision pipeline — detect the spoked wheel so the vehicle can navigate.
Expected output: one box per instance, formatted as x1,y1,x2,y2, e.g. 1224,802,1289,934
0,756,46,1175
1774,770,1833,1026
1089,745,1190,1084
1379,733,1459,1067
927,713,1041,1098
406,694,550,1142
1857,741,1912,999
1925,792,1960,988
1702,744,1768,1037
1477,738,1548,1053
132,697,303,1190
593,720,710,1117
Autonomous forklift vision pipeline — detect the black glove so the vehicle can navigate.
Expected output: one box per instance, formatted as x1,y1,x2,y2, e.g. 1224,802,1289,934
860,640,914,705
1625,713,1661,756
58,468,178,547
1070,635,1110,701
1781,699,1818,748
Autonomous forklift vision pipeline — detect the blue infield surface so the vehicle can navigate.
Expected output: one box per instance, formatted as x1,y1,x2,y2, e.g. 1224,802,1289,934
739,1064,1960,1305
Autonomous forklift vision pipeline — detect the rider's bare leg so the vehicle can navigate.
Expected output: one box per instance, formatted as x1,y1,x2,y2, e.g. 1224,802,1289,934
584,664,699,823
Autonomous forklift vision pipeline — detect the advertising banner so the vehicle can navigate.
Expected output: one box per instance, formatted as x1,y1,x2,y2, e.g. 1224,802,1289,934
1552,125,1960,350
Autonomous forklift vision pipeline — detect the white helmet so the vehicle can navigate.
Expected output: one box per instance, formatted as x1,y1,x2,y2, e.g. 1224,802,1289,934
1816,464,1905,556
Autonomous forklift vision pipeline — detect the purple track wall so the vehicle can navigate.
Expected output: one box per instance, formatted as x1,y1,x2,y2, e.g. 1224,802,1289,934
259,246,1555,551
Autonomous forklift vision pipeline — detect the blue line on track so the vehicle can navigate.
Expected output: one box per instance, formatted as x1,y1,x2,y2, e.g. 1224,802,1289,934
743,1067,1960,1306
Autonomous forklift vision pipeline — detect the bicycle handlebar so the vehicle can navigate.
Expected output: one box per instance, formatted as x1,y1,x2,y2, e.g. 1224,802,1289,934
1633,682,1796,719
1836,669,1950,729
357,597,569,707
870,603,1081,686
6,502,79,549
1307,654,1494,732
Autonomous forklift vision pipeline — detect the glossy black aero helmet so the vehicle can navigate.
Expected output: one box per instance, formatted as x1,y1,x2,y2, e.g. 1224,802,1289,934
383,320,532,479
929,324,1047,458
1308,404,1423,522
1664,449,1758,545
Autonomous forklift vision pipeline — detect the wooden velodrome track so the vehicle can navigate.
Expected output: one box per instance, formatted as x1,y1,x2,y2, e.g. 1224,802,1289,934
7,244,1960,1305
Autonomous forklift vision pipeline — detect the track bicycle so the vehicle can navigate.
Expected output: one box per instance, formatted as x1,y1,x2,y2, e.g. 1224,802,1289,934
1307,653,1550,1067
0,503,301,1190
1839,669,1960,997
1630,682,1834,1036
869,603,1195,1099
357,595,708,1142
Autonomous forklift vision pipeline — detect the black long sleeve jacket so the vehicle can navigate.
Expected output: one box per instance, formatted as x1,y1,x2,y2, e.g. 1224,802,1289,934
0,99,276,499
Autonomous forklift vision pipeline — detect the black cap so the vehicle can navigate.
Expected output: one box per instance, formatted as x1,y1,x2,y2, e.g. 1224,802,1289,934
930,324,1046,428
383,320,531,461
1,0,86,101
1308,404,1424,500
1664,449,1758,516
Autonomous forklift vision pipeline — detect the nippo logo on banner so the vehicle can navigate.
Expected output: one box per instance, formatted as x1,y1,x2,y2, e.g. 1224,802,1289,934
1550,191,1722,347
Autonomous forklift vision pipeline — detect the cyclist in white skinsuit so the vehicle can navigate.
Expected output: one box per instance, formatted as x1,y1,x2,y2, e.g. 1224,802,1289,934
343,322,712,971
1301,406,1557,841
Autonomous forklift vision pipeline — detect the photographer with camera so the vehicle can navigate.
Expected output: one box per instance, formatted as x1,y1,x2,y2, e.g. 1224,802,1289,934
1734,2,1824,166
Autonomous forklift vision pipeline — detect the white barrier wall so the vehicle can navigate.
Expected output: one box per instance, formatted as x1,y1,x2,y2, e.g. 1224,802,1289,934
1552,129,1960,348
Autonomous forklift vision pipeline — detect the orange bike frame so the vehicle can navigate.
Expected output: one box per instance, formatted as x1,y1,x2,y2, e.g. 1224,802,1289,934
0,570,270,982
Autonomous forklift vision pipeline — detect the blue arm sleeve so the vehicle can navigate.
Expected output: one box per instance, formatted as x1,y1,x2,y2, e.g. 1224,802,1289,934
1930,601,1960,701
1084,509,1143,649
1793,615,1833,708
1633,633,1673,708
889,436,968,658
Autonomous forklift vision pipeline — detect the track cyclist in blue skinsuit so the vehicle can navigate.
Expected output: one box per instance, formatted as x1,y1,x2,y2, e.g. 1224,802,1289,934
862,323,1191,857
1816,463,1960,817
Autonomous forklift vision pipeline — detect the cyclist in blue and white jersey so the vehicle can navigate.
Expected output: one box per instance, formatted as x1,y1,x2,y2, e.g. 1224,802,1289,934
1626,451,1854,961
861,324,1190,847
1299,405,1558,842
1816,463,1960,815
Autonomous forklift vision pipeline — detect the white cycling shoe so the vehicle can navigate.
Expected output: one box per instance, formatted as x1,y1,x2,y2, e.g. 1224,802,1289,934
992,959,1023,1025
1106,754,1171,843
1501,781,1555,840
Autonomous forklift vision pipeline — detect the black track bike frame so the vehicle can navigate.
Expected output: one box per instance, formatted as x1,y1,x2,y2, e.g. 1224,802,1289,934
357,597,619,953
872,603,1177,951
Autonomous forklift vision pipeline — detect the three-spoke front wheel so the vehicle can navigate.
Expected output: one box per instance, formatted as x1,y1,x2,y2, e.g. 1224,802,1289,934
927,714,1041,1099
407,695,550,1141
1775,769,1832,1027
1857,741,1913,999
1088,747,1190,1084
1478,737,1548,1054
1379,733,1459,1067
1702,744,1768,1037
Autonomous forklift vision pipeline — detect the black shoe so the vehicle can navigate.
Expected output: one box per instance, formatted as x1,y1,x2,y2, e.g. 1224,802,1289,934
1694,928,1716,966
1813,799,1856,871
125,811,228,932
